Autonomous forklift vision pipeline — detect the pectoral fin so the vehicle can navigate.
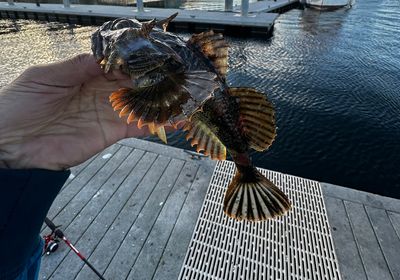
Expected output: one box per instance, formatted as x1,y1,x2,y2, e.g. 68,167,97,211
110,74,190,123
109,73,190,143
228,88,276,152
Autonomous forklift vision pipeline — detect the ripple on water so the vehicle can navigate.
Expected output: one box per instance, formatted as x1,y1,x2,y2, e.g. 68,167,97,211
0,0,399,198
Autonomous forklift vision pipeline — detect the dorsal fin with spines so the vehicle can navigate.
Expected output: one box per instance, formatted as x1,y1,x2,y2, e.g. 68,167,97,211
187,30,229,79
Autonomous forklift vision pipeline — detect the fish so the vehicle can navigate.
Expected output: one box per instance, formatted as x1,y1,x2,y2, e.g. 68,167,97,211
91,13,291,221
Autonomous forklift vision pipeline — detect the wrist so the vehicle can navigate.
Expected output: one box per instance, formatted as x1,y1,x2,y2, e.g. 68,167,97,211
0,142,25,169
0,141,64,171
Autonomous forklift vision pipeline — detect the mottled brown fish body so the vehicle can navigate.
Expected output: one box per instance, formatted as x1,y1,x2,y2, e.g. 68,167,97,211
91,14,291,221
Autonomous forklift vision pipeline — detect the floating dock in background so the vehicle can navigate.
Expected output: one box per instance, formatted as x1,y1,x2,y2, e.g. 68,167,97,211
0,2,280,36
235,0,300,13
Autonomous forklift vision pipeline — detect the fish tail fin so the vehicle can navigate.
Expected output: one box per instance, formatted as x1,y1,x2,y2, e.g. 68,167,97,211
224,166,291,221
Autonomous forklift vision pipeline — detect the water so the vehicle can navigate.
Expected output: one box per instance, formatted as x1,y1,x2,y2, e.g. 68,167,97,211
1,0,399,198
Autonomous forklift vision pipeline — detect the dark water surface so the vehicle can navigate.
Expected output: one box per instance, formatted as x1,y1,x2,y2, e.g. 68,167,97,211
0,0,399,197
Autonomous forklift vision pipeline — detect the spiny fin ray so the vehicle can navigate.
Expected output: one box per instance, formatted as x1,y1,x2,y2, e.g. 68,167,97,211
228,87,277,152
109,76,190,143
187,30,229,78
183,112,226,160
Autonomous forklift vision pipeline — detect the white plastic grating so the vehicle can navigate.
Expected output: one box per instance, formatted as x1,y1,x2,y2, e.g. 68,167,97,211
178,161,342,280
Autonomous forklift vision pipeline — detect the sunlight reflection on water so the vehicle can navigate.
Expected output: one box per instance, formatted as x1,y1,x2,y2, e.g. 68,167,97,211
1,0,399,197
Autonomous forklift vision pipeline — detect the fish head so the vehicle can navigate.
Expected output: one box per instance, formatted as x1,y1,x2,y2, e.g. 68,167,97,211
104,27,182,78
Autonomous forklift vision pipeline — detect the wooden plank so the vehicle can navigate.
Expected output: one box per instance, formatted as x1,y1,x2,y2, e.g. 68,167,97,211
152,161,216,280
63,155,95,187
47,145,131,227
120,138,213,163
344,201,393,280
40,144,122,234
74,154,171,280
40,145,134,277
388,211,400,239
366,207,400,279
103,158,185,280
45,144,121,221
126,162,200,280
235,0,298,13
0,3,278,28
322,183,400,213
47,150,157,280
323,196,366,280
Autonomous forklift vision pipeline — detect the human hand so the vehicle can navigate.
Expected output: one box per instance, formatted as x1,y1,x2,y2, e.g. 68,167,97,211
0,54,152,170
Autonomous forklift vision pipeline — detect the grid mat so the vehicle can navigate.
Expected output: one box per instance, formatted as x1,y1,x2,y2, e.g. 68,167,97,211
178,161,341,280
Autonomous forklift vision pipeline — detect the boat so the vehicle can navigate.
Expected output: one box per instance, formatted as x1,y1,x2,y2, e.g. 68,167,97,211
303,0,354,10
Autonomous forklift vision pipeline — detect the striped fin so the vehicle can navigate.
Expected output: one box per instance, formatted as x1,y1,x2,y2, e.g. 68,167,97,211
187,30,229,78
228,88,276,152
224,166,291,221
183,112,226,160
109,75,189,123
109,74,190,143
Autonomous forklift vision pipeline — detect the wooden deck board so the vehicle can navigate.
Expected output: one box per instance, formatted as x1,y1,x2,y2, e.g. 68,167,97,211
63,155,96,187
322,183,400,213
40,145,131,277
47,148,149,280
41,146,136,277
102,158,186,279
45,145,121,223
344,201,393,280
323,196,366,280
366,207,400,279
323,182,400,280
388,211,400,239
126,162,200,280
45,146,129,230
40,138,216,280
39,138,400,280
152,162,215,280
74,154,170,280
235,0,298,13
0,2,278,29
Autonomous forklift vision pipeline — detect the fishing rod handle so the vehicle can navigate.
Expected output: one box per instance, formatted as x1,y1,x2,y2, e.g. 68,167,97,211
44,217,65,238
44,217,57,230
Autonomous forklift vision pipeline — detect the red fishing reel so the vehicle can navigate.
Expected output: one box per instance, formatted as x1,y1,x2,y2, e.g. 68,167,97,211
43,234,60,254
43,223,62,255
43,217,107,280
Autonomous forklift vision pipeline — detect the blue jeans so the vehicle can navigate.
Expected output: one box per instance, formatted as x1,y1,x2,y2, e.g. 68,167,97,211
14,238,44,280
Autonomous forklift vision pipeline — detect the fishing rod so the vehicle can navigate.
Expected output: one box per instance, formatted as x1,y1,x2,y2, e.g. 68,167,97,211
43,217,107,280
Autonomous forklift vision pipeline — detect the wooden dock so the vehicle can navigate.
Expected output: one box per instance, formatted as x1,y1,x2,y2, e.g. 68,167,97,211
322,183,400,280
235,0,299,13
0,2,279,36
39,138,400,280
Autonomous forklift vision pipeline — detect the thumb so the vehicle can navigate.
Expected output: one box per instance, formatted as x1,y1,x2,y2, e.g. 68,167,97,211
22,54,103,87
